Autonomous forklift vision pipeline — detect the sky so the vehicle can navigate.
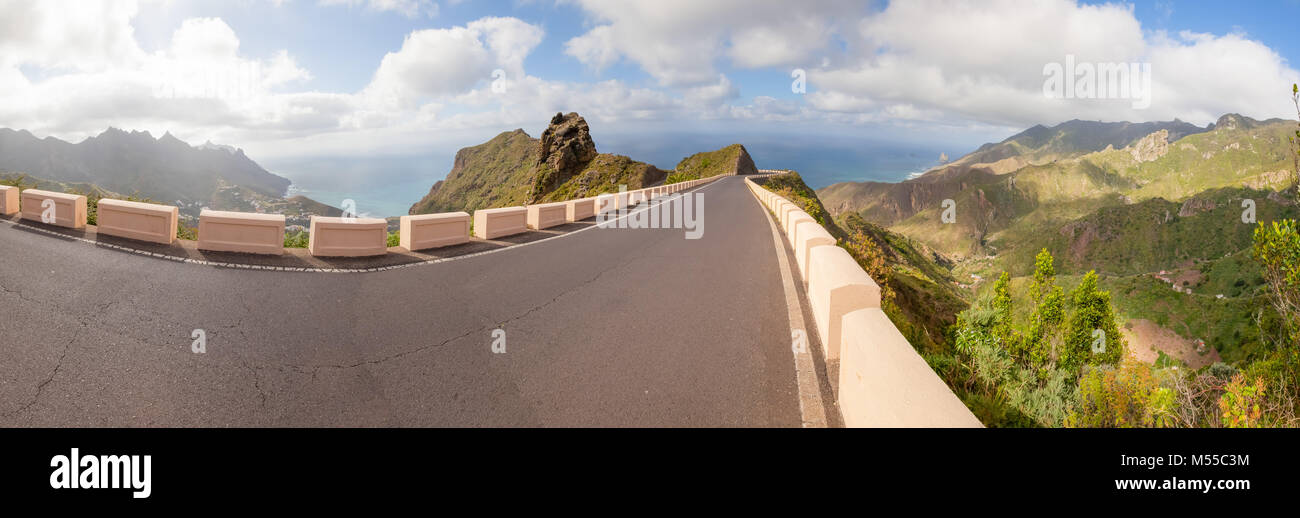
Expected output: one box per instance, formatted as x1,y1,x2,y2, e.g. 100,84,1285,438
3,0,1300,213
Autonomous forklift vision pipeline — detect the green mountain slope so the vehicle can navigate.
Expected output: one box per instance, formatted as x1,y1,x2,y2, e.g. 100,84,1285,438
817,112,1299,377
755,172,968,354
409,112,756,214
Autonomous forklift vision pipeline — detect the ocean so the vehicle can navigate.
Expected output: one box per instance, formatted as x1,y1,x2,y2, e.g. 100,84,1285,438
262,135,954,220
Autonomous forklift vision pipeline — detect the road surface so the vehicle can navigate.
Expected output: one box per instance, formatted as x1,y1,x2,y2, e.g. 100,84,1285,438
0,177,816,426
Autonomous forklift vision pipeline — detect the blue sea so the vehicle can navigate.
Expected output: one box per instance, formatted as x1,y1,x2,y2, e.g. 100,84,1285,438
262,134,955,220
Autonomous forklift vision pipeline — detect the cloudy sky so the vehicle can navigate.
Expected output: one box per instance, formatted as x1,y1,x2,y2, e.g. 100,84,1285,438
3,0,1300,164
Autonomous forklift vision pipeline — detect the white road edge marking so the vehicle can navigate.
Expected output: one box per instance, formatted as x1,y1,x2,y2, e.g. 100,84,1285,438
750,186,829,428
0,180,725,274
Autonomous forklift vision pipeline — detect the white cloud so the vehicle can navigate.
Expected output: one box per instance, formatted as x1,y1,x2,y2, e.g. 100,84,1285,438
562,0,862,86
0,0,146,70
317,0,438,18
3,0,1299,163
806,0,1300,127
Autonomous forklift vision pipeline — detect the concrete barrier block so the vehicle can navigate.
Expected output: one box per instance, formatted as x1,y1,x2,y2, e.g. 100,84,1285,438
807,245,881,361
96,198,178,244
772,199,791,221
594,194,617,215
474,206,528,239
0,185,18,215
567,197,596,221
197,210,285,255
794,221,836,284
308,216,387,257
781,205,802,230
839,308,982,428
527,202,567,230
786,211,814,244
400,212,469,251
20,189,86,229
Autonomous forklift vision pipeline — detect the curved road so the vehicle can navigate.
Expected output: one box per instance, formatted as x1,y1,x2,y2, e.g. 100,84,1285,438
0,176,824,427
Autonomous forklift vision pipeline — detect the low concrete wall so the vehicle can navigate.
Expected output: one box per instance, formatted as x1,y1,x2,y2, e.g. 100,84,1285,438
197,210,285,255
527,202,567,230
474,206,528,239
840,308,982,427
20,189,86,229
793,220,835,284
779,203,801,231
807,245,881,361
96,198,178,245
399,212,469,251
567,197,595,221
594,194,616,215
0,185,18,216
309,216,387,257
742,176,980,427
785,211,814,250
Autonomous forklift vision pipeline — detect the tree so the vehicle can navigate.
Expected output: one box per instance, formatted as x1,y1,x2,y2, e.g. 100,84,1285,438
1062,271,1125,370
1253,219,1300,351
1029,248,1056,303
1028,285,1065,367
1026,249,1064,366
991,271,1019,353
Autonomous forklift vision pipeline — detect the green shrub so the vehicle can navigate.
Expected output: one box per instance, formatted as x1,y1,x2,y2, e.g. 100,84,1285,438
284,230,309,248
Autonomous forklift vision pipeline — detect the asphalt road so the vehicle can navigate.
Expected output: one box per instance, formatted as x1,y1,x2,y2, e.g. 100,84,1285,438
0,176,806,427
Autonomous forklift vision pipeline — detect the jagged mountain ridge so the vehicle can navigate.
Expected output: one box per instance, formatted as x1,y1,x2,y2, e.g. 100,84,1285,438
0,127,289,203
818,114,1295,256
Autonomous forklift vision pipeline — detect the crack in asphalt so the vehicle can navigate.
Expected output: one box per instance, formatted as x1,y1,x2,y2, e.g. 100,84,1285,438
0,278,43,305
2,323,83,419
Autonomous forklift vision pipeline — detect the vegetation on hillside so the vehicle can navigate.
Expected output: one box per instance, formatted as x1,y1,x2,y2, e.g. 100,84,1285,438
408,120,716,215
755,171,968,354
669,144,756,183
802,86,1300,428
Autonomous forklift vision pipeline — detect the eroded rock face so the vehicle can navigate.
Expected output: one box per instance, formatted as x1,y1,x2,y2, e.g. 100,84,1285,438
537,112,597,176
1128,129,1169,163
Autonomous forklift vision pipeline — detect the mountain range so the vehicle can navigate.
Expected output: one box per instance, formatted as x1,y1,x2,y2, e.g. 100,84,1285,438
812,112,1298,368
0,128,339,222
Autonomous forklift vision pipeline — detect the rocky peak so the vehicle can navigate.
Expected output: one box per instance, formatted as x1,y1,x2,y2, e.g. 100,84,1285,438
537,112,597,177
1213,113,1253,132
1127,129,1169,163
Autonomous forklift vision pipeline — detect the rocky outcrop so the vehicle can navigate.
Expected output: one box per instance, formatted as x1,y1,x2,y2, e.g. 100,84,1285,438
411,112,671,213
1128,129,1169,163
537,112,598,178
529,112,601,202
